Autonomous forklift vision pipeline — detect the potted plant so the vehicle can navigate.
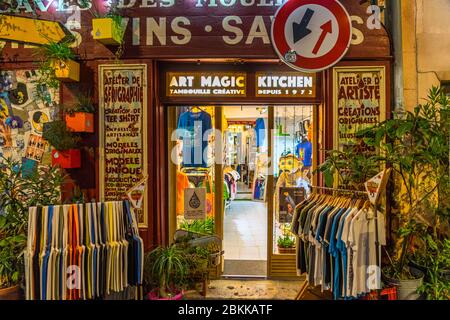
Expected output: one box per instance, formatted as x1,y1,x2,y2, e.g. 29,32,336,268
179,217,215,235
79,0,125,46
43,120,82,169
34,40,79,82
357,86,450,300
144,245,188,300
0,157,65,299
64,93,95,133
417,238,450,300
277,234,296,254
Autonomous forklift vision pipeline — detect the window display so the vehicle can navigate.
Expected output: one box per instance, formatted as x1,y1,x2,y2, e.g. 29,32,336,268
175,107,216,232
273,106,314,255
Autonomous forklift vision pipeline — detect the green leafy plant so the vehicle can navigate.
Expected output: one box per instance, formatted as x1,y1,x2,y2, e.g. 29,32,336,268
64,93,95,115
417,238,450,300
32,39,76,102
79,0,125,60
34,40,76,62
179,217,215,235
144,245,189,298
277,234,295,248
315,148,380,190
0,157,66,288
358,87,450,281
42,120,81,151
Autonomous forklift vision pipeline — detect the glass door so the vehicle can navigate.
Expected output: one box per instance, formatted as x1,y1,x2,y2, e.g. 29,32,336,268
268,105,315,277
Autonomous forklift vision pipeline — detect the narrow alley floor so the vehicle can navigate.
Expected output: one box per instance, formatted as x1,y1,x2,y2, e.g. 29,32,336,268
185,278,304,300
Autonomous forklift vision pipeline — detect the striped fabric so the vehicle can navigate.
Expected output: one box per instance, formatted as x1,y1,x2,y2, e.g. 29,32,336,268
25,201,144,300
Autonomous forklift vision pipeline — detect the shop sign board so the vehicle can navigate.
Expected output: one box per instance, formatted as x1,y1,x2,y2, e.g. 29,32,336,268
333,66,386,155
1,1,391,61
271,0,352,72
167,72,247,97
99,64,148,228
184,187,206,220
255,72,316,97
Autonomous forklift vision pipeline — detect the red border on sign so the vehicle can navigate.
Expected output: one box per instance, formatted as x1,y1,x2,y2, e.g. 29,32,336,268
272,0,352,71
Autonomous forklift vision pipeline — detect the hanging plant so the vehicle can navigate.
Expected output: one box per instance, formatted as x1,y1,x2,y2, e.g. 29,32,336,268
33,39,79,85
80,0,125,56
63,93,95,133
42,120,82,169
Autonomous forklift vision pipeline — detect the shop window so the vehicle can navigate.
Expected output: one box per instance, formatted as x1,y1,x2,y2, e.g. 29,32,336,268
273,106,314,255
174,106,216,235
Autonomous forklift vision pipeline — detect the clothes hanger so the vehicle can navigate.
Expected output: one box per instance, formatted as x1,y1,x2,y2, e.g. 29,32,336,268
191,106,206,113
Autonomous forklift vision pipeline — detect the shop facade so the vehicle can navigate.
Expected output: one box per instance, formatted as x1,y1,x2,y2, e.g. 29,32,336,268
0,0,392,278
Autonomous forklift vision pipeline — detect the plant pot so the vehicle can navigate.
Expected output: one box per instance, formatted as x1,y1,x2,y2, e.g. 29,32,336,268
65,112,94,133
382,266,424,300
278,246,296,254
92,18,124,45
209,251,223,267
147,289,183,300
0,285,21,300
52,59,80,82
52,149,81,169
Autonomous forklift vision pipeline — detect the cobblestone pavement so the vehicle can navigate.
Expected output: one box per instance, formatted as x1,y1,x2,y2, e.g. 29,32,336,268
184,279,305,300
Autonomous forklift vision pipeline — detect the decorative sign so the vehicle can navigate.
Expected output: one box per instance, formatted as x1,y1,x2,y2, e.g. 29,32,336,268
333,66,386,154
99,64,148,228
2,1,392,62
184,187,206,220
271,0,352,72
167,72,246,97
278,187,305,223
127,176,148,210
365,168,391,205
0,15,71,46
256,72,316,97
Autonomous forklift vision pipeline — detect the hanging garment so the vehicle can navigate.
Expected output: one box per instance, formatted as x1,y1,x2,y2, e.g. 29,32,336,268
291,193,386,300
295,139,313,167
176,171,190,215
177,110,212,168
255,118,266,148
25,201,144,300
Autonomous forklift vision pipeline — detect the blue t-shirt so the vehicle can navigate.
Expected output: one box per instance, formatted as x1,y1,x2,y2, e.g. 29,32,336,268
255,118,266,148
177,111,212,168
296,140,312,166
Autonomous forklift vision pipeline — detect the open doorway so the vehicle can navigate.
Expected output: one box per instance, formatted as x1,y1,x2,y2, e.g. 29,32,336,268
222,106,268,277
169,104,316,278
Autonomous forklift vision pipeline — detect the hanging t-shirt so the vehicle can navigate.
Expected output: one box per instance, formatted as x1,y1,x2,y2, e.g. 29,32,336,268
255,118,266,148
296,140,313,167
176,171,190,215
177,110,212,168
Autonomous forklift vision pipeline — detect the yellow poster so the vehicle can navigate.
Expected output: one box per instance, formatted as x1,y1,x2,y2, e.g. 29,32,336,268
99,64,148,228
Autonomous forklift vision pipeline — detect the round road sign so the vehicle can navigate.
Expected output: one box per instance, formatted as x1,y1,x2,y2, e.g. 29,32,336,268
271,0,352,72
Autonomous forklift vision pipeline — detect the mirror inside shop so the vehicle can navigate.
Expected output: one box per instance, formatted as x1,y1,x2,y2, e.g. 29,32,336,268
173,105,314,276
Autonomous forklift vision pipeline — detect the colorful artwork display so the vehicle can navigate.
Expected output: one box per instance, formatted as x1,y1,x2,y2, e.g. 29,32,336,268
0,70,58,164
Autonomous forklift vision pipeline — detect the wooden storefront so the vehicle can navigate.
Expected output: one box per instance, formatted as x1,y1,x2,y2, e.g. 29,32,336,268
0,0,392,277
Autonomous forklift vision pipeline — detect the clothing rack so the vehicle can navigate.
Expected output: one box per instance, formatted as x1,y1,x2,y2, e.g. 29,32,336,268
295,186,382,300
310,185,368,196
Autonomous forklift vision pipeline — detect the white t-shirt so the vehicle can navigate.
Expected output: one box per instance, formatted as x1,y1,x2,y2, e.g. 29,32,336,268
348,208,386,297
